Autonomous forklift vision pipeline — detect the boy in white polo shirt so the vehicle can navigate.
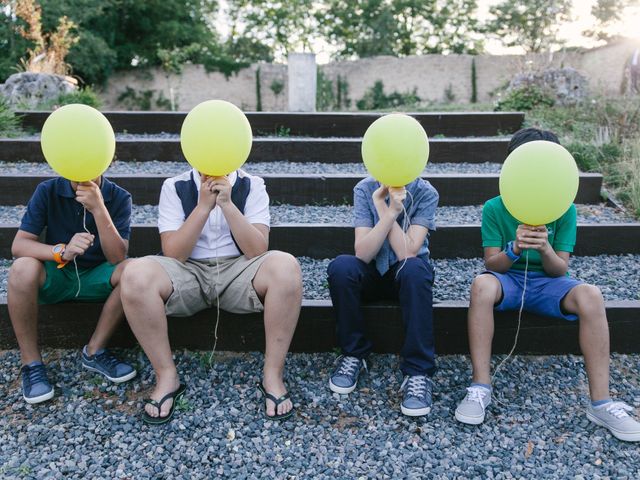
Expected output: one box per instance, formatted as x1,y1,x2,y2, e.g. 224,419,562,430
120,168,302,424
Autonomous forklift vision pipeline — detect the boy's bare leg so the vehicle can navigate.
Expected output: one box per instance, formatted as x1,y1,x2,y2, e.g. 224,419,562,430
120,258,178,418
468,274,502,385
86,260,131,354
252,252,302,417
562,284,610,401
7,257,46,365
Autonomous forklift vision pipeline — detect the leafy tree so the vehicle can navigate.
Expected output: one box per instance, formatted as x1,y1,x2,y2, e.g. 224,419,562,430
319,0,483,59
225,0,317,61
487,0,572,53
585,0,640,40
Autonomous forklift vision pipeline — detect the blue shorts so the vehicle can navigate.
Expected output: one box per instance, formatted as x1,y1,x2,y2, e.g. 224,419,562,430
484,270,583,321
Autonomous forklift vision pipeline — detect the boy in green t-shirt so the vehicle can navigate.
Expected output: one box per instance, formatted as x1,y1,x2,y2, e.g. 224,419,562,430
454,128,640,442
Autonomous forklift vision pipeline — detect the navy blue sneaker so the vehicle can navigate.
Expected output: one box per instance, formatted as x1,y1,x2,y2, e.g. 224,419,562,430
329,355,367,394
400,375,433,416
82,346,137,383
22,361,54,404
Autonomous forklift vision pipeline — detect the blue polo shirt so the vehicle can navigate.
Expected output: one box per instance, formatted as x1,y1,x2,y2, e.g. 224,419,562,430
353,177,439,275
19,177,132,268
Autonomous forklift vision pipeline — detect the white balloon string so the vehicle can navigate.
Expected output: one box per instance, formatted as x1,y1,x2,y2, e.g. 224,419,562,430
74,207,91,298
492,250,529,406
395,189,414,279
209,208,221,367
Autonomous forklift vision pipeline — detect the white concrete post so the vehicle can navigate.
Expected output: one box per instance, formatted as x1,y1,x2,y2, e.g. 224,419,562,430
287,53,317,112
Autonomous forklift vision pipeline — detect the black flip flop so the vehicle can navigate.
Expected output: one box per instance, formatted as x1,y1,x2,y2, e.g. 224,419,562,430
257,382,295,421
142,384,187,425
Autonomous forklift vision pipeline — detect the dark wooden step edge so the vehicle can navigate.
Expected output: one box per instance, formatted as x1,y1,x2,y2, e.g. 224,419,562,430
0,297,637,354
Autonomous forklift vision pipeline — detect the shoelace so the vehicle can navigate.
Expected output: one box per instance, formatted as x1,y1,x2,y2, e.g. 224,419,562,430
466,386,489,408
604,401,633,419
336,356,361,377
405,376,430,398
94,350,120,373
24,364,48,388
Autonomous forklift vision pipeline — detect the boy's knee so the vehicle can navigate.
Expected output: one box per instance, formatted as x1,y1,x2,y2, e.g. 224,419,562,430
263,251,302,287
470,274,501,303
574,284,604,310
327,255,362,280
8,257,44,289
121,258,157,296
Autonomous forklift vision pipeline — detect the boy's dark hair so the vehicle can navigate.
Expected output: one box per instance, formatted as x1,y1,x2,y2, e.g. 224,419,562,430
507,127,560,154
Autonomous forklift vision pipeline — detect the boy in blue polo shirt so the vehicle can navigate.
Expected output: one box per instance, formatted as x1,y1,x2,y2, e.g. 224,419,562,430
454,128,640,442
327,176,439,417
8,176,136,404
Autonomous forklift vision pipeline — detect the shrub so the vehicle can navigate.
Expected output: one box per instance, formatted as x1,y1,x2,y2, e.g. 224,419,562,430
356,80,420,110
495,84,555,111
0,97,23,137
35,86,102,110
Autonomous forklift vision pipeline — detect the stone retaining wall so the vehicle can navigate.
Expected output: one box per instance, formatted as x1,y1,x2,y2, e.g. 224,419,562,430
100,39,639,111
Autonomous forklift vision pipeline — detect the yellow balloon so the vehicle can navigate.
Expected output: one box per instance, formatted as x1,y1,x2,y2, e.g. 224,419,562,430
180,100,252,176
40,104,115,182
499,140,579,225
361,114,429,187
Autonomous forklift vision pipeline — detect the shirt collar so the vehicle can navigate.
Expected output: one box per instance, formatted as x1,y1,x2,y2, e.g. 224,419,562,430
54,176,113,201
191,168,238,191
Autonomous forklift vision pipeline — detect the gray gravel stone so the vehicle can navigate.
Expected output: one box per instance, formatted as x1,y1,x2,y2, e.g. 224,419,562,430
1,256,639,302
0,160,503,175
0,204,635,226
0,349,638,479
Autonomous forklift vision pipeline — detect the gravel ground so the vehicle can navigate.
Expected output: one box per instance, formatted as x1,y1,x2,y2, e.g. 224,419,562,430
0,204,635,226
0,349,639,479
0,160,503,175
1,255,639,302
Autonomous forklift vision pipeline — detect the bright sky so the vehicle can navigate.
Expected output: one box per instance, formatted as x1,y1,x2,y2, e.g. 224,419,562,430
216,0,640,63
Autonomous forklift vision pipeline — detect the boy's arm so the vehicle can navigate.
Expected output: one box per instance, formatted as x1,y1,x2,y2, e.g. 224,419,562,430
211,177,268,259
161,177,218,263
354,185,398,263
76,181,128,264
12,230,94,262
387,186,434,260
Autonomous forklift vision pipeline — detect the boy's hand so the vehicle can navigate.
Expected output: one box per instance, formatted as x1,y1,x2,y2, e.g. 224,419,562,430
198,175,218,211
75,181,104,213
388,186,406,215
515,225,550,253
61,232,95,261
211,177,232,208
372,185,389,210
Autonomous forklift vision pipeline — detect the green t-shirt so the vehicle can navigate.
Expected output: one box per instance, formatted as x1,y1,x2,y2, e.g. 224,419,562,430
481,196,577,272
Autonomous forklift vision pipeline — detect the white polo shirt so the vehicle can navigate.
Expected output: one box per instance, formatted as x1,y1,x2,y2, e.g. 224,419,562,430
158,168,270,259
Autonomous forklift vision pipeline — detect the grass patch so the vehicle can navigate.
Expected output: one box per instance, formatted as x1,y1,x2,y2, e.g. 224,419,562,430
0,98,24,138
526,96,640,217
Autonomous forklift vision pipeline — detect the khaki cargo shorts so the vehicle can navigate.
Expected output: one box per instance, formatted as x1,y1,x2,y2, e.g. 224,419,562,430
148,252,275,317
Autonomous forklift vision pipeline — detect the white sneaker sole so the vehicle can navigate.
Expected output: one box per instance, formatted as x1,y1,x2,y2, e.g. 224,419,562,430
455,408,485,425
587,412,640,442
401,405,431,417
329,379,356,395
24,389,54,404
83,364,137,384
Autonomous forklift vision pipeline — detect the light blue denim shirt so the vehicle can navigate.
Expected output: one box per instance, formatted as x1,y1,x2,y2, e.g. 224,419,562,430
353,177,439,275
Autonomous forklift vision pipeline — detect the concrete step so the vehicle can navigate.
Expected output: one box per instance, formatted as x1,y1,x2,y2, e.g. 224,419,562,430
0,297,637,354
2,223,638,259
0,173,605,206
0,137,511,164
16,111,525,137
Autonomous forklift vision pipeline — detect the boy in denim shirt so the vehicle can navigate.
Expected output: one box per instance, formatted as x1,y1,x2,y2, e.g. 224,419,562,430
327,176,439,416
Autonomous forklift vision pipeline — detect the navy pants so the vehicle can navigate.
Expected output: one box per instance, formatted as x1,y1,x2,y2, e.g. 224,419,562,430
327,254,436,376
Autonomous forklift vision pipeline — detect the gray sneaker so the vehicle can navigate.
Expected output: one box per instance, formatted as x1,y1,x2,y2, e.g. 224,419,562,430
400,375,433,416
455,385,492,425
587,401,640,442
329,356,367,394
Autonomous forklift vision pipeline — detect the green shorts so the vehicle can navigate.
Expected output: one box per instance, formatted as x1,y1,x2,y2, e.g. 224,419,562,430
38,261,116,305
